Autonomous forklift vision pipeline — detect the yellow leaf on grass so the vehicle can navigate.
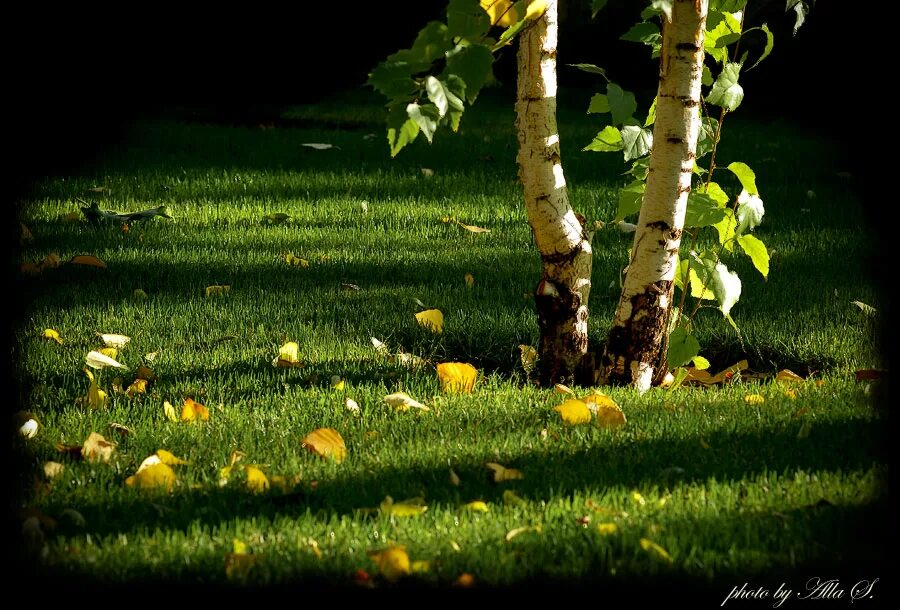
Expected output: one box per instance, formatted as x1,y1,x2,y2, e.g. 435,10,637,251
582,393,627,428
284,252,309,267
744,394,765,405
273,341,302,367
410,560,431,573
181,398,210,421
156,449,189,466
100,333,131,348
86,350,127,370
776,369,805,383
692,355,711,370
69,255,107,268
163,400,178,421
597,523,618,536
384,392,430,412
519,345,538,374
437,362,478,394
415,309,444,333
458,222,490,233
345,397,361,415
43,329,63,344
554,399,592,425
481,0,518,26
82,432,116,463
205,284,231,298
125,378,148,397
631,491,646,506
98,347,118,360
245,466,270,494
83,369,107,410
554,383,575,395
640,538,673,564
503,490,525,506
126,461,177,492
302,428,347,463
107,422,134,437
380,496,428,517
368,545,410,581
784,389,797,400
486,462,524,482
330,375,345,391
44,462,65,479
706,359,750,384
464,273,475,287
464,500,489,513
454,573,476,587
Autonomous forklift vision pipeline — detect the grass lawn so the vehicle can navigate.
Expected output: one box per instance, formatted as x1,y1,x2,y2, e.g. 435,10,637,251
11,88,888,599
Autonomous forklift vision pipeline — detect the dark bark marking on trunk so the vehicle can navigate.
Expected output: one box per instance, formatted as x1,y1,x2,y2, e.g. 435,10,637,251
646,220,671,231
667,137,686,144
535,274,587,387
676,43,700,52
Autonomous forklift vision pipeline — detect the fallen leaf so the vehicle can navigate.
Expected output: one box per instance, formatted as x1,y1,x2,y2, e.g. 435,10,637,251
463,500,489,513
706,360,749,384
263,213,291,224
464,273,475,287
273,341,302,367
415,309,444,333
775,369,804,384
20,418,39,438
784,389,798,400
163,400,178,421
631,491,646,506
851,300,877,316
597,523,619,536
449,468,461,487
98,347,119,361
396,352,426,368
437,362,478,394
384,392,430,412
82,369,108,410
135,365,156,381
502,490,525,506
341,283,360,291
85,350,127,370
380,496,428,517
82,432,116,463
44,462,65,479
519,345,538,375
410,560,431,573
345,397,361,415
245,466,270,494
107,422,134,437
69,255,107,268
421,167,435,177
554,399,592,425
454,573,475,587
285,252,309,267
144,351,158,362
368,545,410,581
582,393,626,428
640,538,673,564
43,329,63,344
371,337,389,355
302,142,339,150
125,457,177,492
181,398,210,422
156,449,189,466
554,383,575,395
744,394,765,405
125,379,148,397
486,462,524,482
302,428,347,463
100,333,131,348
205,285,231,298
457,221,490,233
331,375,345,391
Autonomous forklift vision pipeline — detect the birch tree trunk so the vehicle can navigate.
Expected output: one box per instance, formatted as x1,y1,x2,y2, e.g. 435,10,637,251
515,0,594,387
599,0,708,392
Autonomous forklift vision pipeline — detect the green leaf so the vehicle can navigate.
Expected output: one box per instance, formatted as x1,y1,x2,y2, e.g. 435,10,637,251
407,103,440,143
727,162,758,195
368,61,419,99
447,110,463,132
567,63,608,78
411,21,454,65
650,0,674,21
690,267,715,300
667,327,701,369
426,76,463,118
696,256,742,316
713,208,737,251
496,10,529,48
387,103,420,157
583,125,623,152
737,234,769,278
735,190,765,233
607,83,638,126
704,12,742,63
587,94,610,114
446,43,494,104
685,192,727,228
746,24,774,70
702,65,713,87
711,0,748,10
695,116,718,159
615,180,645,221
448,0,491,40
620,22,660,46
702,182,730,206
706,62,744,111
644,96,657,127
591,0,608,17
620,125,653,162
627,156,650,180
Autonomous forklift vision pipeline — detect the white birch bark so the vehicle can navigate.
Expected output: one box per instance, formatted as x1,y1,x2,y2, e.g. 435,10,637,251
515,0,594,385
600,0,708,392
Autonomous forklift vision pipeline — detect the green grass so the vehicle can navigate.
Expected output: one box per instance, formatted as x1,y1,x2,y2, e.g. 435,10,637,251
12,89,886,595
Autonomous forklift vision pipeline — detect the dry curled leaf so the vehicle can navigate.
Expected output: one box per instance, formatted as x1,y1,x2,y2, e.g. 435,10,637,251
205,285,231,298
345,397,361,415
384,392,429,412
464,273,474,287
82,432,116,463
125,379,148,397
486,462,524,482
100,333,131,348
69,255,107,268
107,422,134,437
20,418,39,438
519,345,538,375
135,365,156,381
86,350,127,370
302,428,347,463
437,362,478,394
